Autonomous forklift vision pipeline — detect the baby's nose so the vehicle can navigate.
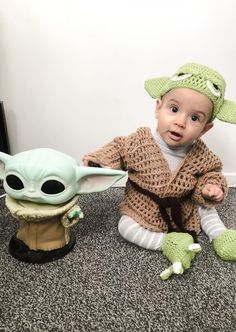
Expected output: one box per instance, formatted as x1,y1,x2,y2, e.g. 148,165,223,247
175,114,187,127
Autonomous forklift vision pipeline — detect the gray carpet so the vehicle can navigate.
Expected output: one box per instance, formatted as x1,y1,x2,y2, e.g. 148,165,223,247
0,187,236,332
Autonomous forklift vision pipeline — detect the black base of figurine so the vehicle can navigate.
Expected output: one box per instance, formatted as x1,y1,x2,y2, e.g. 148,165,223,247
8,233,76,263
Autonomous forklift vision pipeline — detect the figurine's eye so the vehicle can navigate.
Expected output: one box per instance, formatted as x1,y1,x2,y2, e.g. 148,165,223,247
6,174,24,190
171,73,192,81
206,80,221,97
41,180,65,195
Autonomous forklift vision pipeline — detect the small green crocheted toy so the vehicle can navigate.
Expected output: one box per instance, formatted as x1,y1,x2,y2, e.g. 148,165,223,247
160,232,201,280
213,230,236,260
145,63,236,124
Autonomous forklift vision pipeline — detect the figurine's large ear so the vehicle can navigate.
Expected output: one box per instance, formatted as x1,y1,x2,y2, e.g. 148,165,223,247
74,166,126,194
0,152,12,180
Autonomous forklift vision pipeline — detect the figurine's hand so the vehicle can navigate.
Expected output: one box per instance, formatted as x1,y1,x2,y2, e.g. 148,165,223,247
62,206,84,228
202,184,224,202
68,206,84,220
160,232,201,280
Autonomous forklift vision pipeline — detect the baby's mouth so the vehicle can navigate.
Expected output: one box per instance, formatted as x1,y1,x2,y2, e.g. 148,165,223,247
169,131,182,138
168,131,183,142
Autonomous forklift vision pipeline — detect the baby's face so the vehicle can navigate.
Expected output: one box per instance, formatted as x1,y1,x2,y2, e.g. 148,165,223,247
155,88,213,147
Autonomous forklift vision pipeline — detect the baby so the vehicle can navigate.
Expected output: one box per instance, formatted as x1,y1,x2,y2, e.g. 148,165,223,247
83,63,236,279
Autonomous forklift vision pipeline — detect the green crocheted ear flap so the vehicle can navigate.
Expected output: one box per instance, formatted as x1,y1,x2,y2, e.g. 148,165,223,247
216,100,236,124
144,77,169,99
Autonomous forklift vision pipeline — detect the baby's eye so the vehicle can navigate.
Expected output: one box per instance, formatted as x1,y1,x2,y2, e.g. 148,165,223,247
170,106,178,113
6,174,24,190
41,180,65,195
191,114,200,122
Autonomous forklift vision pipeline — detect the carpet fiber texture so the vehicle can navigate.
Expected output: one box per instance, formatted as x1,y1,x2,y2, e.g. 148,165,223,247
0,188,236,332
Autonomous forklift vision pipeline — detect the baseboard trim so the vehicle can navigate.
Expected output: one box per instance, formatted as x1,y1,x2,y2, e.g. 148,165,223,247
224,173,236,187
114,173,236,188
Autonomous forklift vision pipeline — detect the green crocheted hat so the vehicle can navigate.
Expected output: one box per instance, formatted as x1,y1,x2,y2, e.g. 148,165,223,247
145,63,236,124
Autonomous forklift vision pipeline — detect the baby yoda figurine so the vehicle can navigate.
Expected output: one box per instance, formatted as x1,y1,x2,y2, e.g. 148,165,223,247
0,148,125,263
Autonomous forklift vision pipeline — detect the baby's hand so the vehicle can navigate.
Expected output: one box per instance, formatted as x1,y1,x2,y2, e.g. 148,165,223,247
82,154,99,166
202,184,224,202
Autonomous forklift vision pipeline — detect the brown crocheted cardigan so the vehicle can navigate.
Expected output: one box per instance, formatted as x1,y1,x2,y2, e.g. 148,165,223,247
88,127,228,234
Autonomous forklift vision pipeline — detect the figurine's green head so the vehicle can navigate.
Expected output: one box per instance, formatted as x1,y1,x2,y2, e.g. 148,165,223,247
145,63,236,123
0,148,126,205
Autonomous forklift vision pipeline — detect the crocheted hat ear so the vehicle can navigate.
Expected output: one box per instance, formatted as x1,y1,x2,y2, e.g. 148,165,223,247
144,77,169,99
216,99,236,124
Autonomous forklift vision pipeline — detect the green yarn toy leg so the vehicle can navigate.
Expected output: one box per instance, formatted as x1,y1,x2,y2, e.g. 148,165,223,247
213,230,236,260
160,232,201,280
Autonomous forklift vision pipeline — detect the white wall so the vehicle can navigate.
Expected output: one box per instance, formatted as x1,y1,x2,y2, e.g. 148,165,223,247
0,0,236,185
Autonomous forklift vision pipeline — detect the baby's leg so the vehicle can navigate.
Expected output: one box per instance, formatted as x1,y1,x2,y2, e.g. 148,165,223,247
118,215,201,280
118,215,165,250
199,206,226,241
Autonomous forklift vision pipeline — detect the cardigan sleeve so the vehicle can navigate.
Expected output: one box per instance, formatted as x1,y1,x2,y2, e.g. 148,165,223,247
87,136,127,170
188,139,228,207
192,170,228,207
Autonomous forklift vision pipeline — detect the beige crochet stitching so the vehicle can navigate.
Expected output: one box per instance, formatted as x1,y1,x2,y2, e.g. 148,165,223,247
88,127,228,234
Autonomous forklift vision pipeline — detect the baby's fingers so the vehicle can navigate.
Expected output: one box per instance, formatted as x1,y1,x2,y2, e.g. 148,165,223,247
83,155,98,166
